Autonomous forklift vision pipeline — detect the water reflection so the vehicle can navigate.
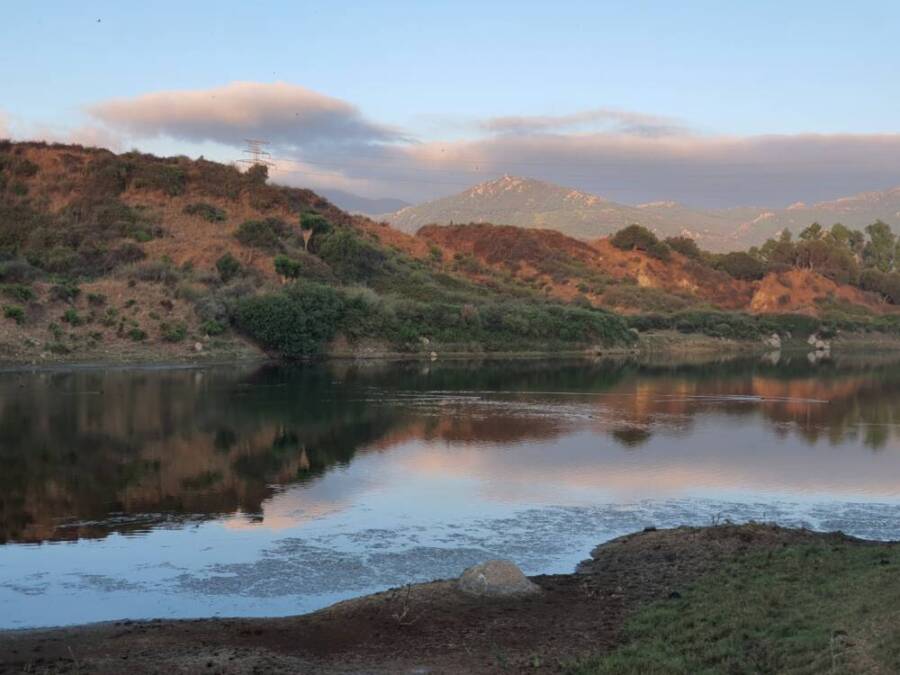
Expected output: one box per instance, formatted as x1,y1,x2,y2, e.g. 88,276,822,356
3,355,900,545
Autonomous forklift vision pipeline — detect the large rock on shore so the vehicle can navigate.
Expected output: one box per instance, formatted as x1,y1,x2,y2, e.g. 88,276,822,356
457,560,541,597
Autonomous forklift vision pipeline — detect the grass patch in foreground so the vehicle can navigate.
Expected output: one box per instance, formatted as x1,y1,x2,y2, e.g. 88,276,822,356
571,541,900,674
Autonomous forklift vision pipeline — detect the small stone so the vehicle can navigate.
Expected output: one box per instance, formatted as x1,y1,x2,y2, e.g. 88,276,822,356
194,342,204,352
429,351,438,361
807,334,818,346
457,560,540,597
815,339,828,351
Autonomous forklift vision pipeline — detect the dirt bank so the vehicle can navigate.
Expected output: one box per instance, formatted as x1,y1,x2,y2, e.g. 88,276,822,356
0,524,885,674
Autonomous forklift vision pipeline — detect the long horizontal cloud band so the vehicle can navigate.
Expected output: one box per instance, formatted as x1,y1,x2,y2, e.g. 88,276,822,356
86,82,900,207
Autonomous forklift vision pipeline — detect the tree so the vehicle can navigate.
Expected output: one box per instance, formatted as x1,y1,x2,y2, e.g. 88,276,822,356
716,251,766,280
664,236,702,260
274,254,302,280
299,211,331,251
611,224,670,260
799,222,823,241
863,220,896,272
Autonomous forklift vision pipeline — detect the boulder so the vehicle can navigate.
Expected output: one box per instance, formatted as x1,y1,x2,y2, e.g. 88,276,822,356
764,333,781,349
457,560,540,598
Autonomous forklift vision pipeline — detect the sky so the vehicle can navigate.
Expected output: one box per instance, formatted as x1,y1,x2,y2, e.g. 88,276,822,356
3,1,900,207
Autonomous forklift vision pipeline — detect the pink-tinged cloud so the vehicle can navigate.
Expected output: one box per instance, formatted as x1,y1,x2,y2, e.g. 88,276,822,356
82,82,900,207
88,81,408,149
480,108,690,137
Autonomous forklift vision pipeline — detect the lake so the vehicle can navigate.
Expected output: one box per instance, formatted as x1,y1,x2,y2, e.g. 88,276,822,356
3,354,900,629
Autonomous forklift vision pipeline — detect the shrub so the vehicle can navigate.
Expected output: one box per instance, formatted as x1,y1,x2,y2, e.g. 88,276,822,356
61,308,83,326
316,228,386,283
87,292,107,306
216,253,241,283
129,260,181,286
201,319,225,336
3,305,24,324
132,161,186,196
665,236,703,260
611,225,671,260
0,284,35,303
161,321,188,342
234,218,289,251
127,327,147,341
715,251,766,280
234,282,345,357
183,202,227,223
274,255,303,279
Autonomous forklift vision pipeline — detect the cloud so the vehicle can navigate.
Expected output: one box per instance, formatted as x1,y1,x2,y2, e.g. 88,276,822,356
480,108,690,138
88,81,407,150
80,83,900,207
322,130,900,208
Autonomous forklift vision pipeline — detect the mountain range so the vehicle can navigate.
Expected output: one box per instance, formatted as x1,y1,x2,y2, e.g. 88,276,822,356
377,175,900,251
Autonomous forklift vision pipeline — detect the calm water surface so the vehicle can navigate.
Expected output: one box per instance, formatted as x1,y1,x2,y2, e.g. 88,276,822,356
3,355,900,628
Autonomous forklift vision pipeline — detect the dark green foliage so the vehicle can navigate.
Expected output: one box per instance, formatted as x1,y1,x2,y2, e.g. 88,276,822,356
859,269,900,304
234,218,289,251
274,255,303,279
603,285,695,313
234,282,346,358
129,260,181,286
0,284,34,303
127,327,147,341
611,225,671,260
87,292,107,306
627,311,823,340
316,228,386,283
715,251,766,280
216,253,241,282
131,161,186,196
183,202,227,223
664,236,703,260
201,319,225,336
3,305,24,324
61,308,82,326
161,321,188,342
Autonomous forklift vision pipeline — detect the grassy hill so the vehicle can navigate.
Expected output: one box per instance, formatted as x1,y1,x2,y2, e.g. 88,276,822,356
0,141,635,363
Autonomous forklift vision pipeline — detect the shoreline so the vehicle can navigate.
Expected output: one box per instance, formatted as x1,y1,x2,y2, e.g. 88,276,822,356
5,329,900,370
1,524,894,673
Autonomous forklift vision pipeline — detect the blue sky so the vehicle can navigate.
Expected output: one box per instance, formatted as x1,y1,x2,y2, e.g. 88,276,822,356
3,1,900,205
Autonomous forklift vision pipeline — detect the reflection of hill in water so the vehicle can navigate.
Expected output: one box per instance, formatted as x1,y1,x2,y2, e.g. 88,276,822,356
3,356,900,544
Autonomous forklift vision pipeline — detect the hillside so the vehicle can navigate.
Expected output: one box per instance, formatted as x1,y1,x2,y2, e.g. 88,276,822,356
3,141,900,365
0,141,635,363
383,176,900,251
417,223,886,319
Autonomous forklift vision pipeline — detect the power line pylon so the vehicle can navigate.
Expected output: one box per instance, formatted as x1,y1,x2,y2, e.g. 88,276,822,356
238,139,275,169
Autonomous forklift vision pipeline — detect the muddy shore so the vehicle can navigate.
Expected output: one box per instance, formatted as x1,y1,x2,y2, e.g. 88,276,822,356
0,524,887,674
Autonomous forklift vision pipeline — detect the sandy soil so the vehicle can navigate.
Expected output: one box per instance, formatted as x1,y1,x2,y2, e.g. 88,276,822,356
0,524,883,675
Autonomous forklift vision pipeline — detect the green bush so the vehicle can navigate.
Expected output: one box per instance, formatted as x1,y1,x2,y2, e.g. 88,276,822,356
664,236,703,260
234,218,289,251
161,321,188,342
201,319,225,336
234,282,345,358
127,327,147,341
0,284,35,303
3,304,24,324
87,292,107,306
61,308,83,326
611,225,671,260
316,228,386,283
183,202,227,223
715,251,766,280
274,255,303,279
216,253,241,283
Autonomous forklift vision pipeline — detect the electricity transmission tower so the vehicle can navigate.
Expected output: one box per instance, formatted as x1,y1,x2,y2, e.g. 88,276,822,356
238,139,275,168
